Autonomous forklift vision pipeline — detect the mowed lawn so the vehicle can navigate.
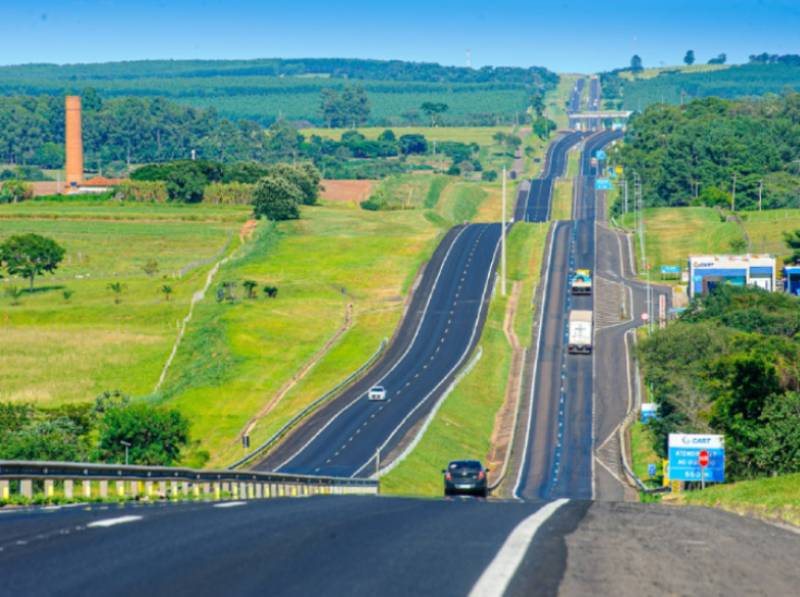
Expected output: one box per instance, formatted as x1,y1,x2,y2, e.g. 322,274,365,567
158,204,443,466
0,201,246,404
619,207,800,275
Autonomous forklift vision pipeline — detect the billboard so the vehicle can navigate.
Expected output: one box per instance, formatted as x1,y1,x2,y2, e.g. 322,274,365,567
595,178,612,190
668,433,725,483
641,402,657,423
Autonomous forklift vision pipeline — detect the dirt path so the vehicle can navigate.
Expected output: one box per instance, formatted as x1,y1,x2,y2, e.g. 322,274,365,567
487,282,525,486
242,300,354,439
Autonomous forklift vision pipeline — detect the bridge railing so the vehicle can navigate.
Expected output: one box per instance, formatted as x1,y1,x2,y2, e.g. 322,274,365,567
0,460,377,503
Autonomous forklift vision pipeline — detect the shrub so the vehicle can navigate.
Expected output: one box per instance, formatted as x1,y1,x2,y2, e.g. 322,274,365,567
253,175,302,220
113,180,168,202
203,181,255,205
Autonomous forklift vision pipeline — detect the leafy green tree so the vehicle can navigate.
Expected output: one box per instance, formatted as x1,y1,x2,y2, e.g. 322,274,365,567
266,120,304,159
378,129,396,143
784,229,800,264
266,163,320,205
253,175,302,220
530,91,546,117
107,281,125,304
708,53,727,65
142,259,159,277
243,280,258,299
630,54,644,72
0,233,65,289
96,403,190,466
532,116,556,140
166,164,206,203
0,179,33,203
729,237,748,253
399,134,428,155
161,285,173,301
683,50,695,66
0,418,87,461
421,102,449,126
62,289,74,302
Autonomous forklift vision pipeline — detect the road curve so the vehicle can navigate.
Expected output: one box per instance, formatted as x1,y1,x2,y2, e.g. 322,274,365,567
258,222,501,477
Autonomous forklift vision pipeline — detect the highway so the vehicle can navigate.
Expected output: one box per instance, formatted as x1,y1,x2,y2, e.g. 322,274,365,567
258,222,501,477
567,78,585,113
2,496,799,596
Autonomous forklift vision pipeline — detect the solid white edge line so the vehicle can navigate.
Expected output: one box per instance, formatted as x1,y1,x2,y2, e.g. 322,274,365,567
213,501,247,508
513,221,558,499
87,515,143,528
468,499,570,597
275,226,469,471
355,224,501,478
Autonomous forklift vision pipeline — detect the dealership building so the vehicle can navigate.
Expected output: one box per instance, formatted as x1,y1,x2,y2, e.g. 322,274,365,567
785,266,800,296
687,254,777,298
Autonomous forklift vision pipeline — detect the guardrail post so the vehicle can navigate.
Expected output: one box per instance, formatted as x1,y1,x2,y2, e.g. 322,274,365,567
270,483,277,497
247,482,254,499
170,481,179,499
44,479,55,499
0,480,9,501
83,480,91,499
239,482,247,499
203,482,211,498
99,480,108,498
255,483,263,498
129,481,139,498
21,479,33,499
158,481,167,498
62,479,73,499
144,480,154,499
213,482,221,500
116,481,126,498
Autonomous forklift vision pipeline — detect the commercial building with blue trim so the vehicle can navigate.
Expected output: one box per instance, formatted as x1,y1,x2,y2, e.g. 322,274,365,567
785,266,800,296
688,254,776,298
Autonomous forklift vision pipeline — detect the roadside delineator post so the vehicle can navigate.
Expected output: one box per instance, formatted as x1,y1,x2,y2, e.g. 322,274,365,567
64,479,74,499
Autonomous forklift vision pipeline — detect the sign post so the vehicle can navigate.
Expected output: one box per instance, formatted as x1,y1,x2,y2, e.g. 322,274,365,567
699,450,709,490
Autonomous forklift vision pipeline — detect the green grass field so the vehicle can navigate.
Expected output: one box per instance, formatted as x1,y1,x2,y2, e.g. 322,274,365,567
551,179,573,221
301,126,511,146
381,222,549,496
676,473,800,528
0,201,246,405
618,207,800,276
617,63,731,81
545,73,581,129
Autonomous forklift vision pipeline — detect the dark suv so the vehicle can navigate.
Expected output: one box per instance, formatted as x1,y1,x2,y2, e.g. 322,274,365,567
442,460,489,497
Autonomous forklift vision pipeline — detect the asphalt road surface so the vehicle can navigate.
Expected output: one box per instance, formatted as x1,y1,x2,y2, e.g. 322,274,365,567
258,222,501,477
2,496,798,596
522,131,585,223
515,131,623,501
567,78,585,113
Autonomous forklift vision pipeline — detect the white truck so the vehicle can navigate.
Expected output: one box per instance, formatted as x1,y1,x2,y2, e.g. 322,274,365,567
571,269,592,295
568,310,593,354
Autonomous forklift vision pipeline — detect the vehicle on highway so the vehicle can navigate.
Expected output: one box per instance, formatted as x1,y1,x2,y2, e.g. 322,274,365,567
367,385,387,401
571,268,592,295
443,460,489,497
568,310,593,354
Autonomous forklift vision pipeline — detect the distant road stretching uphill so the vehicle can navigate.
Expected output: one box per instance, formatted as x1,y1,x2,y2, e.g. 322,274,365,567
568,78,585,113
257,222,501,477
520,131,585,223
515,130,621,501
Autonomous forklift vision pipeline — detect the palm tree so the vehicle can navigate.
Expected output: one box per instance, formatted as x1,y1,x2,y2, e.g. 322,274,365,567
161,285,173,302
107,281,125,304
243,280,258,299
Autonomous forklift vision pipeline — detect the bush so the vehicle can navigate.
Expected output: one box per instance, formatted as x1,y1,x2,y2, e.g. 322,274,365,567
97,403,190,466
0,179,34,203
482,170,498,182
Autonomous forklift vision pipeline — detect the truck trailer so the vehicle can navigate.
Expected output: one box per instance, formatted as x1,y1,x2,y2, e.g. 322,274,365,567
568,310,593,354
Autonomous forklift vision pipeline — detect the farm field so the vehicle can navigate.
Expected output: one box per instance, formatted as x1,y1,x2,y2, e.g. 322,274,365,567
0,201,246,406
618,207,800,275
381,222,549,496
301,126,511,146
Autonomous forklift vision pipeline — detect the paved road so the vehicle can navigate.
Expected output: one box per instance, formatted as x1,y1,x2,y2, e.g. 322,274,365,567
2,496,798,596
567,78,585,114
515,131,623,501
522,131,585,223
258,222,501,477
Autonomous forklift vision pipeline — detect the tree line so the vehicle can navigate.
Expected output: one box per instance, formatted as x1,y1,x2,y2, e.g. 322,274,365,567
639,285,800,481
613,93,800,210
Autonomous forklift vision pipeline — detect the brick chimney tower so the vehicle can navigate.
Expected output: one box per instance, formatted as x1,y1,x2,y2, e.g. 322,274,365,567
65,96,83,188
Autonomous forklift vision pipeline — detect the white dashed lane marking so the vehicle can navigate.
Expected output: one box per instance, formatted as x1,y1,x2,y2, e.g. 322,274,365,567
87,515,143,528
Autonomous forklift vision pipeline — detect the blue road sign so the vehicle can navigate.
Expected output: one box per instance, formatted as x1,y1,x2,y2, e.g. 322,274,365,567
648,463,657,478
661,265,681,275
668,434,725,482
595,178,612,190
595,149,607,161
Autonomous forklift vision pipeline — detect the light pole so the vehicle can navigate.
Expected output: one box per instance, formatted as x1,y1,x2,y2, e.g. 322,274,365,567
121,440,131,466
501,166,507,296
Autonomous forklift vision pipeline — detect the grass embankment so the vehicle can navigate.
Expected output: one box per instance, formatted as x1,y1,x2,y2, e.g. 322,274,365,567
158,204,442,466
551,180,573,221
629,421,663,487
618,206,800,278
674,474,800,528
545,73,581,130
0,201,246,404
381,222,549,496
617,63,731,81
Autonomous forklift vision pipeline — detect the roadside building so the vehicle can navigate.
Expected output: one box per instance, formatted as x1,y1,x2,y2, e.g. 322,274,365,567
784,266,800,296
687,254,776,298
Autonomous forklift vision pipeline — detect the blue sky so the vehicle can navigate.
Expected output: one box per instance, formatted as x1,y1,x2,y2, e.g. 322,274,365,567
1,0,798,72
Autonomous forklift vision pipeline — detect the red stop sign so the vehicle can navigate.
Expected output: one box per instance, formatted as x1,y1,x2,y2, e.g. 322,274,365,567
699,450,709,467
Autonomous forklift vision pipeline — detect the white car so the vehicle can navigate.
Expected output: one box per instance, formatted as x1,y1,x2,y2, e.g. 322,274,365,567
368,385,387,401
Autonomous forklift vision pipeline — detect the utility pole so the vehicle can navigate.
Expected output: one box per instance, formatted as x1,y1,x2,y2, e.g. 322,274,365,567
501,167,507,296
758,179,763,212
623,178,629,215
121,440,131,466
731,173,737,212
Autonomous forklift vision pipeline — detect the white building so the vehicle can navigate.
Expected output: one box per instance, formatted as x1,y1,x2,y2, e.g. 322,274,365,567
688,254,776,298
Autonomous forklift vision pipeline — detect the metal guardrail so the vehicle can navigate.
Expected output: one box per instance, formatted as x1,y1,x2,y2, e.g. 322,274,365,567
0,460,377,502
229,338,388,470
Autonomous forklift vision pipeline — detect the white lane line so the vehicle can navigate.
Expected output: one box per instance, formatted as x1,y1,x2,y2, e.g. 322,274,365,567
213,501,247,509
469,500,569,597
87,515,143,528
